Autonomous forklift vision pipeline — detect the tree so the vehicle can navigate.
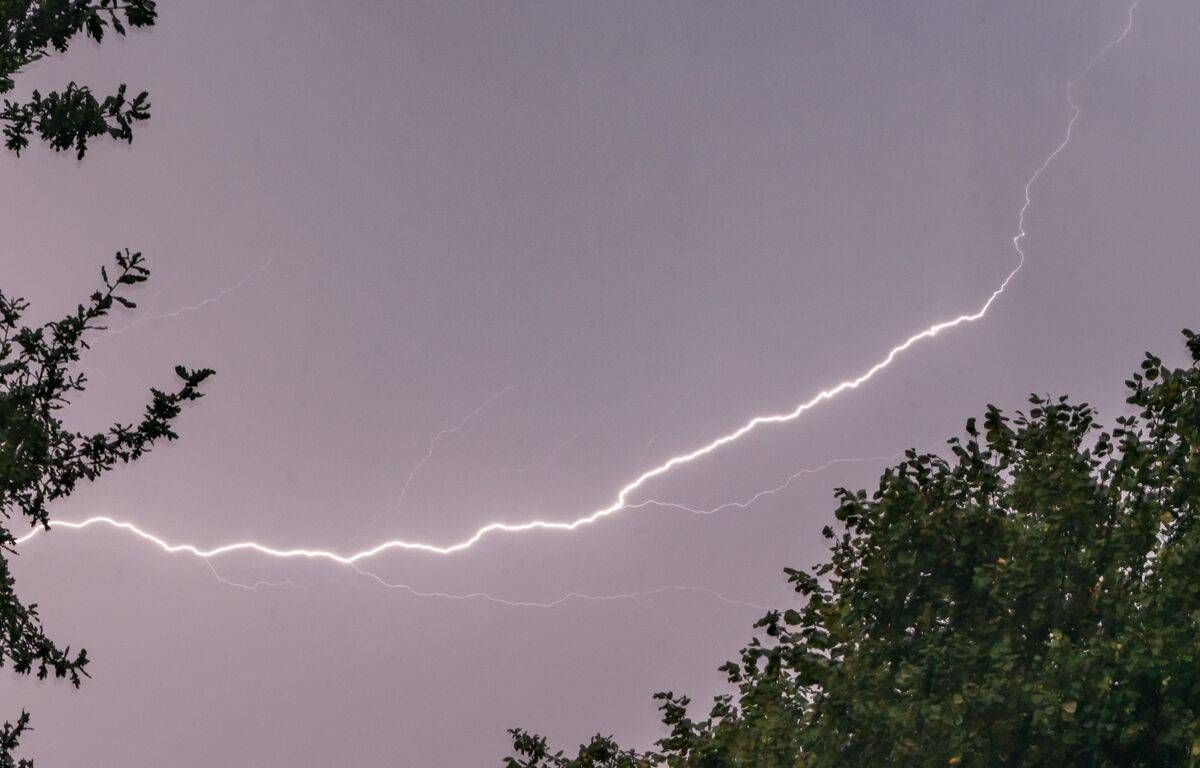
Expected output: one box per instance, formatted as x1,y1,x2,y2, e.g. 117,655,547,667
1,255,213,766
506,331,1200,767
2,0,156,159
2,3,210,765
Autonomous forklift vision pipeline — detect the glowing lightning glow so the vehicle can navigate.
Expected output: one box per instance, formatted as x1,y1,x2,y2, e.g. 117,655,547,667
16,4,1141,571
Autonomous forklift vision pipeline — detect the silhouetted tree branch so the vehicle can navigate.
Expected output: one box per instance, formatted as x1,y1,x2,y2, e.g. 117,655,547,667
1,0,157,158
1,3,212,765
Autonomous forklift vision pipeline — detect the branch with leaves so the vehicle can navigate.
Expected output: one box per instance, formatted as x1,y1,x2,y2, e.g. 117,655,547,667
0,253,212,766
1,0,157,158
0,4,211,765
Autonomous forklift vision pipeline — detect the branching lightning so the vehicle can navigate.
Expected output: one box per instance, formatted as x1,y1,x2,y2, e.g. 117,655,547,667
23,251,1028,560
16,4,1141,585
197,537,769,613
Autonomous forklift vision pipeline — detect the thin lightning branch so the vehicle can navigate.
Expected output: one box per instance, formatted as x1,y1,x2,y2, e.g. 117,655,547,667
482,430,584,480
348,563,770,611
640,434,658,462
193,557,769,612
354,564,767,640
636,453,906,516
99,258,274,339
16,4,1140,571
637,388,695,464
649,440,946,514
348,354,561,541
630,596,728,647
1012,1,1141,264
203,559,299,591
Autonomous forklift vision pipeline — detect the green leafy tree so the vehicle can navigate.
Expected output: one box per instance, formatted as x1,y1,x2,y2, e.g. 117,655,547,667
2,3,210,766
506,331,1200,767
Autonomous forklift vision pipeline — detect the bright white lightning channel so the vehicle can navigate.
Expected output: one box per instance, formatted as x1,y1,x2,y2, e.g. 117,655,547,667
16,4,1140,568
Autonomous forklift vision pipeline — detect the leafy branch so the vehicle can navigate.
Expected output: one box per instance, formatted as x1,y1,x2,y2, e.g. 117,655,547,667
0,0,158,157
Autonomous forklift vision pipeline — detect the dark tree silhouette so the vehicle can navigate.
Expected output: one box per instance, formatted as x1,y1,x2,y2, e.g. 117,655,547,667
1,4,211,765
506,331,1200,767
1,255,213,766
2,1,157,159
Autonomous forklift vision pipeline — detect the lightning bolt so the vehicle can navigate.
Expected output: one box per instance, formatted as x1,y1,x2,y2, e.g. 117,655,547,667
20,266,1024,562
99,257,274,338
16,4,1141,574
12,451,876,561
101,451,859,604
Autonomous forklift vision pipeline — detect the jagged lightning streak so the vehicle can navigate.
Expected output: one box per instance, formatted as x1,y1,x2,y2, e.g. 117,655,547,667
98,257,274,338
120,450,860,602
17,3,1141,568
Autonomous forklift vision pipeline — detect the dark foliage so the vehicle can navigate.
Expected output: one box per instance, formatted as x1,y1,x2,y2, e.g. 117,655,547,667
506,331,1200,767
2,3,207,765
2,0,157,158
1,253,212,766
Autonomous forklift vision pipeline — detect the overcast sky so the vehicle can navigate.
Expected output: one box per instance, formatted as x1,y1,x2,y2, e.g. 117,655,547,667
3,0,1198,764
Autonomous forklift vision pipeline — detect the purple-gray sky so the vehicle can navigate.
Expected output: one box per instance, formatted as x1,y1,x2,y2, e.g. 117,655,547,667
3,0,1198,764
